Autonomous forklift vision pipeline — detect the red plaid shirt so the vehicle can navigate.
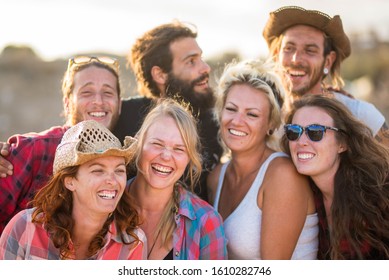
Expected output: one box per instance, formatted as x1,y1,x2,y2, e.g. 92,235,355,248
0,208,146,260
172,185,227,259
0,126,68,235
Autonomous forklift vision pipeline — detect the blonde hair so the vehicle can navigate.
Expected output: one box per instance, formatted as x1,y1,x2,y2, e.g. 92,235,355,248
133,98,202,248
215,59,285,153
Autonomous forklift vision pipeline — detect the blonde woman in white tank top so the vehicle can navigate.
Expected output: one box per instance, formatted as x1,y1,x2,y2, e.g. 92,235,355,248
207,60,318,259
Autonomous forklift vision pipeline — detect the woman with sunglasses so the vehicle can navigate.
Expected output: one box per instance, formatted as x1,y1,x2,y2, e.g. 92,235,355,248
207,59,318,259
282,95,389,259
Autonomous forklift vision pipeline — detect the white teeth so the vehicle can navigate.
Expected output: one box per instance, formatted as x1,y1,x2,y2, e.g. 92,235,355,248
229,129,247,137
196,79,208,86
89,112,106,117
288,70,305,76
98,190,116,199
298,153,314,160
152,164,173,174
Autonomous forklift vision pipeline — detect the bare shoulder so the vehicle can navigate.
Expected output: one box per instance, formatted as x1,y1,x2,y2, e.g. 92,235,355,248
206,163,223,205
264,156,310,194
260,155,315,214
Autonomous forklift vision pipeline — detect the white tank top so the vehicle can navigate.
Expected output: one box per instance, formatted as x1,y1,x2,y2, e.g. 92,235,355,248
214,152,318,259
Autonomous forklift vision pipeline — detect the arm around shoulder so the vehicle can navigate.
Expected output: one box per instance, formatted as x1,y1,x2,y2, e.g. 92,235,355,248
0,129,62,234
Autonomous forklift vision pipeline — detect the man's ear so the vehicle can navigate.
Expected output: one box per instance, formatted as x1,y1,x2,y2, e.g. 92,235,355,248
118,98,122,115
151,66,168,85
325,51,336,72
64,97,70,115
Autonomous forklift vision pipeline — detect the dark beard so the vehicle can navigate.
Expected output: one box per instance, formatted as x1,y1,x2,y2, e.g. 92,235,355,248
165,73,215,112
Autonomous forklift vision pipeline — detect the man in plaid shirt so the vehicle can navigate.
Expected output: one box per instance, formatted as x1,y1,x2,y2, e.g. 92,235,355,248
0,56,123,234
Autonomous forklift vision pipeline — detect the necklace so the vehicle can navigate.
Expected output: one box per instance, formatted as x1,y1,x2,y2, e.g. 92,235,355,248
147,227,162,259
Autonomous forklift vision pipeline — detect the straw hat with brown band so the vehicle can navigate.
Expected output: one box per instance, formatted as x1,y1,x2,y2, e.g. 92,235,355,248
53,120,136,174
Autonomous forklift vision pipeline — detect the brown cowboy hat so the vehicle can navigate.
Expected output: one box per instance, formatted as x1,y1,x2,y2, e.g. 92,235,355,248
263,6,351,61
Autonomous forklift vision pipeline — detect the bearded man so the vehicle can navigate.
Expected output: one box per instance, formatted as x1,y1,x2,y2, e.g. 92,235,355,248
114,21,222,201
263,6,389,145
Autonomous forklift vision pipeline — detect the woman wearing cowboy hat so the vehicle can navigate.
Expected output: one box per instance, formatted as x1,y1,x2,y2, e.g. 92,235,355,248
0,120,146,260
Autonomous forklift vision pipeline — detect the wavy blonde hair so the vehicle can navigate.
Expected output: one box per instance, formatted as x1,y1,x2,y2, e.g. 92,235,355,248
132,98,202,249
214,59,285,154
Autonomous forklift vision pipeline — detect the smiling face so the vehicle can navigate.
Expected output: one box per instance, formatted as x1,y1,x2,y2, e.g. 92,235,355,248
65,65,121,130
288,106,344,182
138,115,190,190
167,37,214,109
220,84,271,153
278,25,330,97
64,156,127,219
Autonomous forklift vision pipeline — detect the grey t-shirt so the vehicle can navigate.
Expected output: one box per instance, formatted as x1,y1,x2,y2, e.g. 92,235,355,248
334,92,385,136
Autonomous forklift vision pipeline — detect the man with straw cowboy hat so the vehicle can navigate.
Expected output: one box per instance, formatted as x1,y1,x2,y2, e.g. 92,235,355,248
263,6,389,145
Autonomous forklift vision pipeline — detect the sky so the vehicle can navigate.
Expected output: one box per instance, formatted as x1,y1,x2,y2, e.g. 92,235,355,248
1,0,389,61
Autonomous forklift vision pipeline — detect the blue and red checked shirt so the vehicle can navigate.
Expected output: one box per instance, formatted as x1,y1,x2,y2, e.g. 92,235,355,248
173,185,227,260
0,208,147,260
0,126,68,235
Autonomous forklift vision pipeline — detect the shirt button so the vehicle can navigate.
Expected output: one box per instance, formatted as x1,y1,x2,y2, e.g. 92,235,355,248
175,251,179,256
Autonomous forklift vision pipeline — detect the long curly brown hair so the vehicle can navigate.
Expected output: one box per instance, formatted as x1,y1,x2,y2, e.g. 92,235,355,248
32,166,140,259
281,95,389,259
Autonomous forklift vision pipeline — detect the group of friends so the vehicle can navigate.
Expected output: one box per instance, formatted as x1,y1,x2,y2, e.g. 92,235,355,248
0,6,388,260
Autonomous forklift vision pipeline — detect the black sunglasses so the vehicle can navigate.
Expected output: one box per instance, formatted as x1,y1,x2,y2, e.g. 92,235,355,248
284,124,341,142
